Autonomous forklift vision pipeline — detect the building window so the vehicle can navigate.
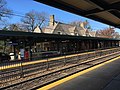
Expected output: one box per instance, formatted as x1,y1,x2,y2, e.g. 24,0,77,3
75,33,78,36
58,31,61,35
86,33,89,36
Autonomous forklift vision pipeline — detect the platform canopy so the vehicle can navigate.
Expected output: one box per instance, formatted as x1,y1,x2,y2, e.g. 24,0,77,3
0,30,119,41
35,0,120,28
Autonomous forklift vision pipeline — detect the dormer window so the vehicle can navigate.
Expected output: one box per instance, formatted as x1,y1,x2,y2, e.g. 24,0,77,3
58,31,61,34
75,33,78,36
74,30,78,36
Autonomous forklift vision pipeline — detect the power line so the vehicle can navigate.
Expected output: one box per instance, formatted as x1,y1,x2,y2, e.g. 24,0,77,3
0,11,118,30
0,11,51,23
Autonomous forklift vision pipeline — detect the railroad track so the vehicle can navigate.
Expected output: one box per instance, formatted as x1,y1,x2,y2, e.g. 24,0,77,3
0,48,120,90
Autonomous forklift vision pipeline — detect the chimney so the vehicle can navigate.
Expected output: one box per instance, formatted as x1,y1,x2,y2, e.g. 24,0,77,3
80,22,85,28
49,15,54,26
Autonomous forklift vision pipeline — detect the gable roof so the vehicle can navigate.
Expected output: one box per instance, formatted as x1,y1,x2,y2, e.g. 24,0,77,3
42,22,58,34
75,26,85,36
33,26,42,33
56,22,74,35
89,31,97,37
68,26,76,33
43,21,89,36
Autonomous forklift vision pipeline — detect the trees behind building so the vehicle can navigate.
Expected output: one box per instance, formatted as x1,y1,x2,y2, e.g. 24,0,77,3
21,10,48,32
0,0,49,32
0,0,119,38
70,20,91,30
96,27,120,38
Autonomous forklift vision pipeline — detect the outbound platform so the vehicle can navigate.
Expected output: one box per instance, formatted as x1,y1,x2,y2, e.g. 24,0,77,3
38,56,120,90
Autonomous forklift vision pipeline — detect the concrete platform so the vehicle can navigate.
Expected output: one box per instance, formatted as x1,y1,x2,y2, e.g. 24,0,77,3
49,57,120,90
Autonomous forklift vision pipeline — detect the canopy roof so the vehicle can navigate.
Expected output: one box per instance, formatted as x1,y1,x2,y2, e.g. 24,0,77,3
35,0,120,28
0,30,119,41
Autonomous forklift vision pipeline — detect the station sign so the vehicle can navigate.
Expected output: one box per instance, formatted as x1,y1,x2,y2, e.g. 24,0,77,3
7,41,18,45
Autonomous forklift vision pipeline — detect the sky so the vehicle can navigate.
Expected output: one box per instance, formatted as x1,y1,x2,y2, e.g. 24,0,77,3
6,0,120,33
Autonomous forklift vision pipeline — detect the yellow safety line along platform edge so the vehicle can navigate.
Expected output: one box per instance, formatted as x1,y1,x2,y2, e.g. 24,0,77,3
37,55,120,90
0,48,117,70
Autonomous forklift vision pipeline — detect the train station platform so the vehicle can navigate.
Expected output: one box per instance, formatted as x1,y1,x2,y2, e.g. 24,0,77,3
38,56,120,90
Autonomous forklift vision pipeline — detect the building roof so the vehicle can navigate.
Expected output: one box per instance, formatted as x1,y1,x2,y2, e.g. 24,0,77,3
35,0,120,28
75,26,86,36
33,26,42,33
89,30,97,37
43,21,89,36
42,22,58,34
55,22,74,35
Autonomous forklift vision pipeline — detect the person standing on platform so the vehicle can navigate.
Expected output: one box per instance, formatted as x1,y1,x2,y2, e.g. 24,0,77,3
20,47,24,77
24,48,29,61
20,47,24,60
30,49,32,61
16,49,19,60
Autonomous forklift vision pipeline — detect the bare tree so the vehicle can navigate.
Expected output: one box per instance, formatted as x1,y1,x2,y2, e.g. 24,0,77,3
8,24,19,31
0,18,9,29
96,27,116,38
21,10,48,32
7,23,28,31
0,0,12,20
0,0,12,29
113,32,120,39
69,20,91,29
70,20,82,27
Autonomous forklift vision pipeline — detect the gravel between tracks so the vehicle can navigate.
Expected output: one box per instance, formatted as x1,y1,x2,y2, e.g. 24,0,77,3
1,50,120,90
